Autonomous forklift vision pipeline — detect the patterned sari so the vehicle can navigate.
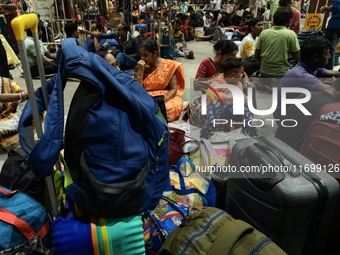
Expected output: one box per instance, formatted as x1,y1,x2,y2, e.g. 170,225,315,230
143,59,185,122
195,58,219,79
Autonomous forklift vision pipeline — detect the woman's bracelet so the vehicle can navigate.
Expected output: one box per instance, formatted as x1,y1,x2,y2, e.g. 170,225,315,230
19,92,22,101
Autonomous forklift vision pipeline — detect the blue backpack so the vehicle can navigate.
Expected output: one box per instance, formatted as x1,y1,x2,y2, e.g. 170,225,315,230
19,38,169,217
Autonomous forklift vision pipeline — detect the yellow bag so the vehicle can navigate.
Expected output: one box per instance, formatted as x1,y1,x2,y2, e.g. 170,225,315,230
0,34,20,66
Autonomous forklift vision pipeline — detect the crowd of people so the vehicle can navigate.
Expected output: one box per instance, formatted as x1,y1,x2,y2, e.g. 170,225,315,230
1,0,340,153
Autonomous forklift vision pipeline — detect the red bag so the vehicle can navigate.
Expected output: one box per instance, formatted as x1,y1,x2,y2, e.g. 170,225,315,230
168,127,185,165
168,128,200,165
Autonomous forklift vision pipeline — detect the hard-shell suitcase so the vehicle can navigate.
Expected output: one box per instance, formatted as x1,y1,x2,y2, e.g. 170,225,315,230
226,136,339,255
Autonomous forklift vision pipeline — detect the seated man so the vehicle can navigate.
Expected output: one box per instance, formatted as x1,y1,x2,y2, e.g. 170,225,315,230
254,7,300,85
275,78,340,151
80,23,140,70
24,26,57,78
188,6,204,29
82,21,108,52
237,17,264,76
196,25,248,44
64,22,80,39
274,36,340,123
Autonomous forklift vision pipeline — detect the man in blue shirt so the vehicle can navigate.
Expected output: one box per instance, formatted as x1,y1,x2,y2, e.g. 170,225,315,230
80,23,140,70
82,21,108,52
320,0,340,70
274,36,340,123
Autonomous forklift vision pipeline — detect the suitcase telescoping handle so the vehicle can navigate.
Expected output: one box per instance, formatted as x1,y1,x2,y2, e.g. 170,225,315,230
11,14,50,128
11,14,58,218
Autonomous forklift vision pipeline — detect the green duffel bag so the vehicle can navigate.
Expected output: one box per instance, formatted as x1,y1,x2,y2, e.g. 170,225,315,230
158,207,287,255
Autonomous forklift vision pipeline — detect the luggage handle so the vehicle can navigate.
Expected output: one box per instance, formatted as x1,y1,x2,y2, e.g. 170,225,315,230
255,141,300,177
241,146,285,191
12,14,58,218
11,14,47,138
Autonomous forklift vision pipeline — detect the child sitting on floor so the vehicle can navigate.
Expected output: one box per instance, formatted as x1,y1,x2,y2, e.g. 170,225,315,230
201,57,257,137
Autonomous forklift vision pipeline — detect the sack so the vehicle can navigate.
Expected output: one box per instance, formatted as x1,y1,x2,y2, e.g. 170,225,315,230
164,158,216,207
0,34,20,66
19,38,169,218
186,138,231,180
52,214,145,255
158,207,287,255
143,196,199,255
0,148,45,205
0,186,51,251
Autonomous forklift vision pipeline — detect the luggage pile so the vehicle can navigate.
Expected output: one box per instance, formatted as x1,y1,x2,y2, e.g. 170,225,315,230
1,13,169,255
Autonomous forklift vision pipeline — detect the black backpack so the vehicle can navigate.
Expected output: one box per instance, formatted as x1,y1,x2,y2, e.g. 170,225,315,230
0,148,45,205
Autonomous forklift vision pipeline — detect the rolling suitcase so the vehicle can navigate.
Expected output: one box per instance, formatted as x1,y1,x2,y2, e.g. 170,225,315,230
226,136,339,255
300,102,340,254
300,102,340,168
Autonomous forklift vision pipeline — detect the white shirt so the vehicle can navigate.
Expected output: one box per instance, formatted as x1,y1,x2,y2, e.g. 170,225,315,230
24,36,48,66
140,2,157,12
213,0,221,11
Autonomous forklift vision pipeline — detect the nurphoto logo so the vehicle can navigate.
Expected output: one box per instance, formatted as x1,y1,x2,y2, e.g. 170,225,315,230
200,84,312,127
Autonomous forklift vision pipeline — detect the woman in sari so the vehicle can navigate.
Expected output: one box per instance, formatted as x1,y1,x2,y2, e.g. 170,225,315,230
0,78,28,151
135,39,185,122
189,40,239,127
195,40,239,80
189,40,255,130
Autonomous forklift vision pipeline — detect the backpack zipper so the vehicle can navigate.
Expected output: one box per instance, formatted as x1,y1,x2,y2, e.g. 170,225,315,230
156,131,168,171
180,210,225,255
247,237,272,255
